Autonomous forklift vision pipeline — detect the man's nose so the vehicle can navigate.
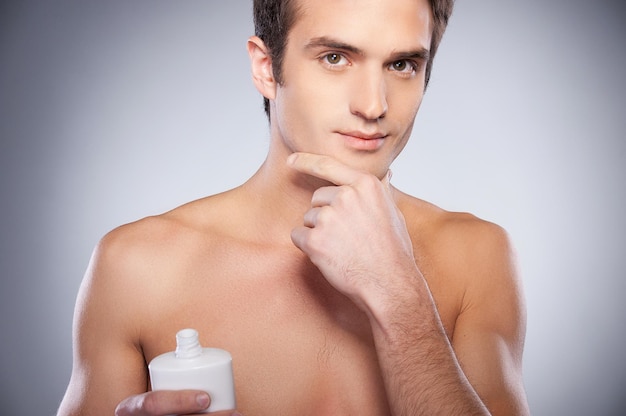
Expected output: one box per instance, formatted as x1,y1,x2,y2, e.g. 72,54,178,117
350,68,388,121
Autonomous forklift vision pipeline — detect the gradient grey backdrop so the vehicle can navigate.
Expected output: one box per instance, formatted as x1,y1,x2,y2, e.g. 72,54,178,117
1,1,625,414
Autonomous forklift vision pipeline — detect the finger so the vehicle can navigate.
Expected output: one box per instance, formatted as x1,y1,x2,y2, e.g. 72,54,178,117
303,207,321,228
311,185,341,207
287,152,361,186
290,225,310,253
115,390,210,416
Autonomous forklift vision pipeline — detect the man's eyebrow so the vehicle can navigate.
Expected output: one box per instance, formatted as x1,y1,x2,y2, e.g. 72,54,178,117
305,36,364,55
390,48,430,62
305,36,430,62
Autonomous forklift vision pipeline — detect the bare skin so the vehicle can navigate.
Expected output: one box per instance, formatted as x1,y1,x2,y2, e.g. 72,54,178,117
58,0,529,414
58,163,527,415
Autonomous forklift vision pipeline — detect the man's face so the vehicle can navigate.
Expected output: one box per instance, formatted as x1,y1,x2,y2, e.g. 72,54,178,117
271,0,433,178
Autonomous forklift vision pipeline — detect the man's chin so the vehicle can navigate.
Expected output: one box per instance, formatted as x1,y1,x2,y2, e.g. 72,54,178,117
334,154,390,180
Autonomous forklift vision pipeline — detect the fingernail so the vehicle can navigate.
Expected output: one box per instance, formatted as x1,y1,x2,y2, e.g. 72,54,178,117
196,393,210,409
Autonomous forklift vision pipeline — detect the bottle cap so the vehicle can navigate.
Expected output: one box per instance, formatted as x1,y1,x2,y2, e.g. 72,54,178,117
175,328,203,358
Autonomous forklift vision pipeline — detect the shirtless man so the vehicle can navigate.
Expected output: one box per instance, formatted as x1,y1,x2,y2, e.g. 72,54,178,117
58,0,530,414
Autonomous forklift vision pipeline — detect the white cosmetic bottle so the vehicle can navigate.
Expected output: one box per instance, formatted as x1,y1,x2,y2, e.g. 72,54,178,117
148,328,236,413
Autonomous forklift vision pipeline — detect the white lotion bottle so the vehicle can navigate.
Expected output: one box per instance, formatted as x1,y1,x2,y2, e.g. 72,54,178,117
148,328,236,413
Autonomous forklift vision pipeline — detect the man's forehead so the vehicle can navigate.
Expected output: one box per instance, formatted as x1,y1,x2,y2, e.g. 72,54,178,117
291,0,433,53
293,0,433,23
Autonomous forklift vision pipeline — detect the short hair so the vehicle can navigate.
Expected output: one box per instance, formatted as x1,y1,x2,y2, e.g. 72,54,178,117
253,0,455,119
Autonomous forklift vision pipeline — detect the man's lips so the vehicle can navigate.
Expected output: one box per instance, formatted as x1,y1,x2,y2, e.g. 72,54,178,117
338,130,388,140
336,131,388,150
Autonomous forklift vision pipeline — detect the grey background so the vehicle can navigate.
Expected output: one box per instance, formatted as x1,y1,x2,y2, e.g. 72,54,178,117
1,1,625,414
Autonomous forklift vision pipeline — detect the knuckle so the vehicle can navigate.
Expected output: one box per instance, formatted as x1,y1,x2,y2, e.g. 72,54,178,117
303,210,314,226
357,173,379,190
304,229,323,251
316,206,332,225
336,185,357,206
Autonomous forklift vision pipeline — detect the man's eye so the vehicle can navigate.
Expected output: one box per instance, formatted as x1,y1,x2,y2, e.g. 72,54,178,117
391,60,416,73
324,53,345,65
392,61,408,71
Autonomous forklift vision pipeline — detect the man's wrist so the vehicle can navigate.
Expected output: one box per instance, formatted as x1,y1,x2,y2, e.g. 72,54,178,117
362,267,435,339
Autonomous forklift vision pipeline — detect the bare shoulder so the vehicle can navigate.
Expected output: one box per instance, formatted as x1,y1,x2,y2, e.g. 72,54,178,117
79,199,209,327
90,193,234,297
394,190,515,274
394,189,523,328
96,207,200,273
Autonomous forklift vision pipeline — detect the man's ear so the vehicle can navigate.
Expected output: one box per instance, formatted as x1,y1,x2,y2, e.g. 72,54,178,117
247,36,276,100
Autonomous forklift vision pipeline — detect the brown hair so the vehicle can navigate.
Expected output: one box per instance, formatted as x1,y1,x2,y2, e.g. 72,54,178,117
253,0,455,119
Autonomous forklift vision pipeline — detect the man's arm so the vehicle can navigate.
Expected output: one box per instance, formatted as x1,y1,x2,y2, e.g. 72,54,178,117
288,152,529,415
57,228,217,416
448,222,529,414
57,231,153,415
368,221,529,415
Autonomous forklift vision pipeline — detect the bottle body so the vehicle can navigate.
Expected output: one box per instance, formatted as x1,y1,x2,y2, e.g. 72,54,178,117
148,329,236,413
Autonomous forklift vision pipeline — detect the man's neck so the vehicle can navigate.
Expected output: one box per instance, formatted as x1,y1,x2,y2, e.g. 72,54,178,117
234,149,323,245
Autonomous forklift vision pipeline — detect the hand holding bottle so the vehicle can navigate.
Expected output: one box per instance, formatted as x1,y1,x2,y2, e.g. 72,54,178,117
115,329,239,416
115,390,242,415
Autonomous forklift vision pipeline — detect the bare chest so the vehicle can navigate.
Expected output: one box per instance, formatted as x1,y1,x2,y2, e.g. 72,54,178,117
139,244,458,414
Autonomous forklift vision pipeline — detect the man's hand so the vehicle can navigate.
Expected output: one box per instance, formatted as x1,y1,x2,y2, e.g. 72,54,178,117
114,390,241,416
288,152,420,316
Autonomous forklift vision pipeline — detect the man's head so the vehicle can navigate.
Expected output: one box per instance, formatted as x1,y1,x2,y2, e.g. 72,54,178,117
253,0,455,119
248,0,447,178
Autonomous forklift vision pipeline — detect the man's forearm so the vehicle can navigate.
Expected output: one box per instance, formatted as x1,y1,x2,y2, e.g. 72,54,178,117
368,275,490,416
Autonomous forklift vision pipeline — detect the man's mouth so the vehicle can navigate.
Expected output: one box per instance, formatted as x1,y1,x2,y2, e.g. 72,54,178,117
339,130,387,140
337,130,388,151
